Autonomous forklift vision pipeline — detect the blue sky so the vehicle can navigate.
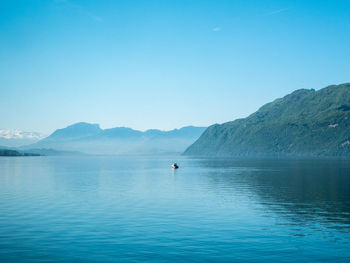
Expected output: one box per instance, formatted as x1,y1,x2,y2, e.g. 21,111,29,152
1,0,349,133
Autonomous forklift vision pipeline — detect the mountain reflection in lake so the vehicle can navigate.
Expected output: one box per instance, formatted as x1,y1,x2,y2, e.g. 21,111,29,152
196,158,350,231
0,156,349,262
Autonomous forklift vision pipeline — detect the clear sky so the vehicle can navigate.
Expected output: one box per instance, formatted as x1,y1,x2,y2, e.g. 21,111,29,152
1,0,349,133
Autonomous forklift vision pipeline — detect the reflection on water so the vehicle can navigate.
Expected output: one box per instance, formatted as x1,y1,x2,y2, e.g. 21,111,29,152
196,158,350,233
0,156,349,262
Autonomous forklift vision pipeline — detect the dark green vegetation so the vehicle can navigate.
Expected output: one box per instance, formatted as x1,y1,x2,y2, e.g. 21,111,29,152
184,83,350,157
0,149,41,156
21,148,83,156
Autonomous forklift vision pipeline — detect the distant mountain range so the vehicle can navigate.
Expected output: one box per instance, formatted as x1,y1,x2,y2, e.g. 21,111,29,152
21,123,206,155
0,130,45,147
184,83,350,157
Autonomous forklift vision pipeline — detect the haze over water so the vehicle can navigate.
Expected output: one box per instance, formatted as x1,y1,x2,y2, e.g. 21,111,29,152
0,156,349,262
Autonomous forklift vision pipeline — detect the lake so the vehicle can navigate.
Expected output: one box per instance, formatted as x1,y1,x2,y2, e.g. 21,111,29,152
0,156,349,262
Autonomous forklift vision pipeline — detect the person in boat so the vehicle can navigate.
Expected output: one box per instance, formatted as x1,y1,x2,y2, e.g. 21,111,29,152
172,163,179,169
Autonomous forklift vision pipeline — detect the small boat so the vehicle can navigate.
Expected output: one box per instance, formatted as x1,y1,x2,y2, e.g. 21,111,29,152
171,163,179,169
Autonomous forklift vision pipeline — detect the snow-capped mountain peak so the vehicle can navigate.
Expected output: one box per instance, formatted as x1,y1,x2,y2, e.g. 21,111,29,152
0,129,46,141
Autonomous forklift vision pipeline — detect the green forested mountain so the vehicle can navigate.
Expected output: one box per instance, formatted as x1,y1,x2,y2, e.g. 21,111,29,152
184,83,350,157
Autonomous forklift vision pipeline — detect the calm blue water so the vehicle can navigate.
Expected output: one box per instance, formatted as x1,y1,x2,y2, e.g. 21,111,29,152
0,156,350,262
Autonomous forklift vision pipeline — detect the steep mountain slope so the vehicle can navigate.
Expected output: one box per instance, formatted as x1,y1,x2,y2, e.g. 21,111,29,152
25,123,206,155
184,83,350,157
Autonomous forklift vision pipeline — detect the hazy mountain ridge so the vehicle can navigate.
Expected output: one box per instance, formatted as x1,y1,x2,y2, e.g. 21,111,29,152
47,122,102,140
24,123,206,155
184,83,350,157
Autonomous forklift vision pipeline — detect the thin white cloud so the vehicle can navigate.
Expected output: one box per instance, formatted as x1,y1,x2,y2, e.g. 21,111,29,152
54,0,103,22
84,11,103,22
212,27,221,32
263,7,290,16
